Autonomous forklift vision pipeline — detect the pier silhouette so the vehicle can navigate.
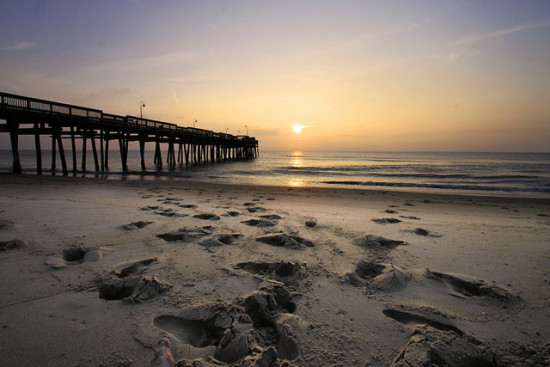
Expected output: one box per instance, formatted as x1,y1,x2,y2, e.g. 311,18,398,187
0,92,259,175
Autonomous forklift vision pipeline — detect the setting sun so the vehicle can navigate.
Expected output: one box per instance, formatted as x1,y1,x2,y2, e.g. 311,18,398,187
292,125,304,134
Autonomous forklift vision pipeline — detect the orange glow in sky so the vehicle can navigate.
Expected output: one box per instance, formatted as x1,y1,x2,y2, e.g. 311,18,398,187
1,1,549,152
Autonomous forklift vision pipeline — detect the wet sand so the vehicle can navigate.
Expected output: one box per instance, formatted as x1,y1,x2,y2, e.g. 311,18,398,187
0,173,549,366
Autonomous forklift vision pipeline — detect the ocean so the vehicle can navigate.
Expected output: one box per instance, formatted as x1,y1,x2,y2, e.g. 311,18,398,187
1,150,549,197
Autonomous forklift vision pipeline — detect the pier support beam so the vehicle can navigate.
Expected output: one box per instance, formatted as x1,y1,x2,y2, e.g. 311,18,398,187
118,133,128,171
81,133,87,171
100,129,105,171
55,127,68,176
8,119,22,174
104,131,110,170
139,138,146,170
154,140,163,167
91,132,100,171
71,126,77,172
34,123,42,175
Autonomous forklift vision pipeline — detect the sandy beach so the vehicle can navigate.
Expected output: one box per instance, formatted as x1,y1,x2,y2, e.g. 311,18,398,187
0,173,549,366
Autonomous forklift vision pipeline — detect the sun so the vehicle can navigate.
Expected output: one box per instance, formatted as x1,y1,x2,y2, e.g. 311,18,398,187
292,124,304,134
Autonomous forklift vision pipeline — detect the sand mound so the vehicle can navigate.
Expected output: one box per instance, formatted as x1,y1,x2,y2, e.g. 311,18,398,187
113,257,158,277
424,269,521,302
383,306,463,335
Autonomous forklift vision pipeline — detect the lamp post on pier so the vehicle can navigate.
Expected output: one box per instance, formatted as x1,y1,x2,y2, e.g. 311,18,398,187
194,119,197,128
140,101,146,119
245,124,248,136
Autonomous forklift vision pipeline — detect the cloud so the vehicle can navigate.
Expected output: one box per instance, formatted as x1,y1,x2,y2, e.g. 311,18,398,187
0,41,36,51
456,19,550,45
86,88,131,100
171,86,181,105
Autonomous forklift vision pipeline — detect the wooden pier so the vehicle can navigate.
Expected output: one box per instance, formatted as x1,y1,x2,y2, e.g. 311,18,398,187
0,92,259,175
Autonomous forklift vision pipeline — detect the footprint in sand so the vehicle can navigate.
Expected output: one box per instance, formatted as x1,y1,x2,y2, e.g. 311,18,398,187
179,204,198,209
353,235,407,249
45,245,99,269
407,228,442,237
371,218,402,224
193,213,220,221
236,261,303,285
0,220,13,230
97,275,171,303
259,214,283,220
246,206,267,213
0,239,24,251
62,245,88,263
241,219,277,227
152,282,301,363
157,227,212,242
121,221,153,230
153,315,211,347
154,208,186,217
223,211,241,217
199,234,242,248
256,233,314,248
346,261,411,291
381,268,524,321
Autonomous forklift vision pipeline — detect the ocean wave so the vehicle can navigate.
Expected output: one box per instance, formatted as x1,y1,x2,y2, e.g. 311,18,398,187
274,167,544,181
320,180,550,193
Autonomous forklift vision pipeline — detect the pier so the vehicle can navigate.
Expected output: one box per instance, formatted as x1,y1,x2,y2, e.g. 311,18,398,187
0,92,259,175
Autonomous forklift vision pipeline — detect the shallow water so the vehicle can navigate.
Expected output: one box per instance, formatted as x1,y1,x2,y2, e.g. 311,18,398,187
1,150,549,197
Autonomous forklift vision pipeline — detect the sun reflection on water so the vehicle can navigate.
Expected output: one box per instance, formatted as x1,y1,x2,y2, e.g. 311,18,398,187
287,178,305,187
290,151,304,168
287,151,305,187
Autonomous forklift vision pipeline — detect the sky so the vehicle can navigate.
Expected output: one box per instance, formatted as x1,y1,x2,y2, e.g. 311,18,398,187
1,0,550,152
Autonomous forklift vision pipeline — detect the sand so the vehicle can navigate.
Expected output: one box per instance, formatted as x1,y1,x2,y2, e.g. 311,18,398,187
0,173,549,366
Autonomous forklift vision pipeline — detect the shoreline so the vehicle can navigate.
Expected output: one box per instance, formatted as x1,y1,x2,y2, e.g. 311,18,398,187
1,173,549,366
2,172,550,203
